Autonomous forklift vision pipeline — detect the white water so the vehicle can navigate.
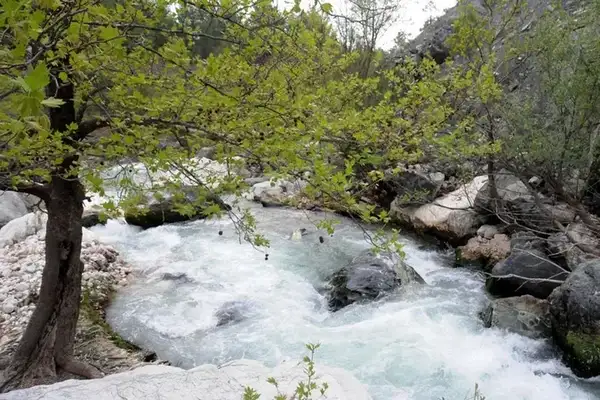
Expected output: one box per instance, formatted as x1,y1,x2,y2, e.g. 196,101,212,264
91,204,600,400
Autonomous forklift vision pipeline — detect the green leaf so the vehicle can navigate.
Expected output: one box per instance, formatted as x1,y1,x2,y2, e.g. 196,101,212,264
99,26,119,41
24,63,50,92
41,97,65,108
320,2,333,13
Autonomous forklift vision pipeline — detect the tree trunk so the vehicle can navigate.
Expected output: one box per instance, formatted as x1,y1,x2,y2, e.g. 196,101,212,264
0,177,102,393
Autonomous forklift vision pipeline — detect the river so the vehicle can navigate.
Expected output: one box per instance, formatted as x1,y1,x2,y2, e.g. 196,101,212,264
90,204,600,400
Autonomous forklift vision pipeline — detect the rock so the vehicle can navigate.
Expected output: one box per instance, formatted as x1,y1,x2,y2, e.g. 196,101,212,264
160,272,193,284
326,250,424,311
125,188,230,229
486,249,568,299
1,360,372,400
251,179,307,207
0,212,47,248
1,301,16,314
456,234,510,268
474,170,576,232
392,176,488,243
475,171,532,214
372,164,445,209
547,224,600,272
549,260,600,378
82,208,104,228
0,192,30,229
480,295,551,339
244,176,270,186
510,231,546,252
290,228,309,240
410,16,453,64
477,225,500,239
214,300,253,327
197,146,216,159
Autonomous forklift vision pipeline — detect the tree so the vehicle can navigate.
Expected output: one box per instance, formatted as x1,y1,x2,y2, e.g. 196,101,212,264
446,0,600,247
329,0,400,77
0,0,498,392
0,0,353,390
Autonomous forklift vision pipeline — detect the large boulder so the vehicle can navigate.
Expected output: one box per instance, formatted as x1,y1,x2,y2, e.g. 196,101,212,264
214,300,254,327
391,175,488,244
0,360,372,400
549,260,600,378
0,192,30,229
474,171,577,232
486,248,568,299
326,250,424,311
480,295,551,339
456,234,510,269
371,164,444,209
547,223,600,271
250,179,307,207
125,188,230,229
0,212,47,248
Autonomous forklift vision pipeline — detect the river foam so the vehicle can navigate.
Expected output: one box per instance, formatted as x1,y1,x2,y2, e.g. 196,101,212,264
91,205,600,400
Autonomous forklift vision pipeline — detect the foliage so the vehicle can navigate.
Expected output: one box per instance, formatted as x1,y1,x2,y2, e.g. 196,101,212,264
498,0,600,202
243,343,329,400
1,0,498,251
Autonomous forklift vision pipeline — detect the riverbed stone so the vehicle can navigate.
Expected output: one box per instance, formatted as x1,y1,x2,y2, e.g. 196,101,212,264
457,234,510,269
549,259,600,378
486,248,568,299
480,295,551,339
326,250,424,311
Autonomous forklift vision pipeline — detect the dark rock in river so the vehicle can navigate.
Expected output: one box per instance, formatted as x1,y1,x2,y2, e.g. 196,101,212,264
215,300,253,327
326,250,424,311
549,259,600,378
486,248,568,299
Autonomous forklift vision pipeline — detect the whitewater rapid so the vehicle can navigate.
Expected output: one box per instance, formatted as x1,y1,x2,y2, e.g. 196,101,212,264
91,204,600,400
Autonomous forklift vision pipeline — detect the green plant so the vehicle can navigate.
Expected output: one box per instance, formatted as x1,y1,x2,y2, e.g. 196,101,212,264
243,343,329,400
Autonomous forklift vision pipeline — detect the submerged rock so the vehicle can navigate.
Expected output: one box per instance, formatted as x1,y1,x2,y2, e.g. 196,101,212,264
549,260,600,378
326,250,424,311
160,272,193,284
1,360,372,400
486,249,568,299
480,295,551,339
214,300,253,327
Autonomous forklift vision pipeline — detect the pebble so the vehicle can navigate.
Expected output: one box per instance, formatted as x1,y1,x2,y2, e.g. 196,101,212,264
2,302,16,314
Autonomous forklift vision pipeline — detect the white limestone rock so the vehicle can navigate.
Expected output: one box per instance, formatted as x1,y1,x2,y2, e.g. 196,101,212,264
0,212,47,248
391,176,488,242
0,360,372,400
0,192,30,229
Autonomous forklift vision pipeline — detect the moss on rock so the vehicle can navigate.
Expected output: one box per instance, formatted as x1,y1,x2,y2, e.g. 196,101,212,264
80,289,140,352
564,331,600,376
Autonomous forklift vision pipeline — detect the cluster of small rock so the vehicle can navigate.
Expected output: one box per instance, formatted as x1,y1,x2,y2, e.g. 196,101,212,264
0,213,131,350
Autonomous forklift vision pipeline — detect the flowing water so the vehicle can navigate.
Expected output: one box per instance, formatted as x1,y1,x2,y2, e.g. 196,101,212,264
91,204,600,400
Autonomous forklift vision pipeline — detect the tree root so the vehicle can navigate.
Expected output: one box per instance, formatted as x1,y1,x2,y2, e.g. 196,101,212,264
57,357,104,379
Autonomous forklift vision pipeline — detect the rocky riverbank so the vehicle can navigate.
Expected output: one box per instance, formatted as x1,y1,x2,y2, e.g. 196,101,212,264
0,212,150,381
